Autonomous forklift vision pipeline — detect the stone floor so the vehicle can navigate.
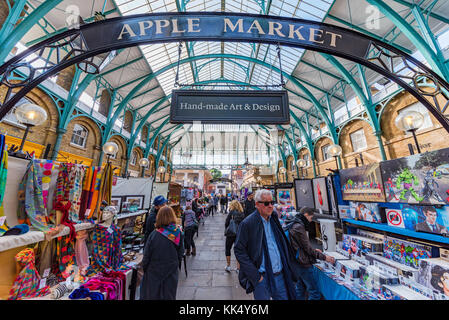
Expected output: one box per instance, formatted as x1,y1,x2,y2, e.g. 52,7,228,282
176,209,253,300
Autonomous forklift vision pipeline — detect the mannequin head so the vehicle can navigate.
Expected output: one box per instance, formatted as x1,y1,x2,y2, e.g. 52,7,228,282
101,206,118,225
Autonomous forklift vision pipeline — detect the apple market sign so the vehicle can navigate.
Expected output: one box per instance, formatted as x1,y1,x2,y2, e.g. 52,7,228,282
81,13,371,59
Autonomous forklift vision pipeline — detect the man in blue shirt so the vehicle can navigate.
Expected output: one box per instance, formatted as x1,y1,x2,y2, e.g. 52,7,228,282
234,189,300,300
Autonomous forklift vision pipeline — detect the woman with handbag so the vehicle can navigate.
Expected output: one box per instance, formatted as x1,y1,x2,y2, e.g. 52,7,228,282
140,206,184,300
182,205,198,256
224,200,245,272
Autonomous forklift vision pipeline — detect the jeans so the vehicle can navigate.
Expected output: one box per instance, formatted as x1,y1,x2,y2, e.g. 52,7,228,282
184,227,196,251
295,266,321,300
253,272,288,300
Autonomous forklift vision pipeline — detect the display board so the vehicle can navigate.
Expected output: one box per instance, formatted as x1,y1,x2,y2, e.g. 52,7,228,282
340,163,386,202
150,182,169,205
274,183,294,208
313,177,330,213
380,147,449,205
399,204,449,236
294,179,314,210
327,175,339,217
111,177,153,209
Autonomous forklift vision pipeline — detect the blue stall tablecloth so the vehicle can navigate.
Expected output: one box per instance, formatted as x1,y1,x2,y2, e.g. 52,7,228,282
312,266,361,300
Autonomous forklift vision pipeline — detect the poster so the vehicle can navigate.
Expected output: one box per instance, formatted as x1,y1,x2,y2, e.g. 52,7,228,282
312,177,330,213
349,202,382,223
327,175,338,216
294,179,314,210
400,204,449,236
380,147,449,205
340,163,386,202
277,189,293,206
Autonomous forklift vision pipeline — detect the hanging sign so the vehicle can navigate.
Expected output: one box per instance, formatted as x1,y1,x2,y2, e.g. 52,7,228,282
80,13,372,60
170,90,289,124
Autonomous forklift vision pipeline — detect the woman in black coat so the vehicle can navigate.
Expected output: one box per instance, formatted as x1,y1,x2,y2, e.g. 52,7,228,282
224,200,245,272
140,206,184,300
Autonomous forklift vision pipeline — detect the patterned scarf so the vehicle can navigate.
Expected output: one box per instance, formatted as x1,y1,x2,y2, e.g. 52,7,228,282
8,248,51,300
18,160,51,231
52,235,76,281
87,224,129,275
157,223,182,246
68,164,86,222
0,149,8,218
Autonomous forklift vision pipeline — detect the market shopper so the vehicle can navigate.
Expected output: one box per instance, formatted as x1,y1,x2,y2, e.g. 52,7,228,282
143,195,168,244
284,207,335,300
140,206,184,300
243,191,256,218
182,205,198,256
220,194,229,214
234,189,300,300
224,200,245,272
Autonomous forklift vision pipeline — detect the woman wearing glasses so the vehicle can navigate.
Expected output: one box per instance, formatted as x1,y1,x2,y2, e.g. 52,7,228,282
234,189,301,300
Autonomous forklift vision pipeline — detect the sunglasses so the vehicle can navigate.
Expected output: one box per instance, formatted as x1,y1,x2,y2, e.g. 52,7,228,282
257,201,275,206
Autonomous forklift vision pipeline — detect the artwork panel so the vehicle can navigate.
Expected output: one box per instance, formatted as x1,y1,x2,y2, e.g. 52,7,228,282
312,177,330,213
340,163,386,202
294,179,314,209
380,147,449,205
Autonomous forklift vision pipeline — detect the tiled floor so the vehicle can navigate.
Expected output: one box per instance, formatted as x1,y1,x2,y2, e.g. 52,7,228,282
176,211,253,300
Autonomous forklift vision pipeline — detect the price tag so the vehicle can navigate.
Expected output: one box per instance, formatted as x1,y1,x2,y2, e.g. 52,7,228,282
107,226,113,234
38,278,47,290
84,209,91,217
0,216,6,226
43,268,51,278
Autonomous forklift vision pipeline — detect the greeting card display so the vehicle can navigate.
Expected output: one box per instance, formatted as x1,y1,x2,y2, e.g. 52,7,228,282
340,163,386,202
349,202,382,223
359,265,400,294
341,234,383,257
294,179,314,209
417,258,449,298
312,177,330,213
336,259,363,281
380,147,449,205
383,236,433,269
381,284,431,300
366,253,418,280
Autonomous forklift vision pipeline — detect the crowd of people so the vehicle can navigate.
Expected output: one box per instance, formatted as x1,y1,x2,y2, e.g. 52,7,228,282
140,189,334,301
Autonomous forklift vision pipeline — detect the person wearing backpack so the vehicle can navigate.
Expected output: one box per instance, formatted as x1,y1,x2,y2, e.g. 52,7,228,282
284,207,335,300
224,200,245,272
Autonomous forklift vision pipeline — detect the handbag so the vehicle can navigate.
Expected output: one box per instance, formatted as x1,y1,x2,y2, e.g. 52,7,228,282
224,214,237,237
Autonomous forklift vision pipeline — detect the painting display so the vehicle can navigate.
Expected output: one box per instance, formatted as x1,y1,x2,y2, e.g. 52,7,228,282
340,163,386,202
110,196,122,212
380,147,449,205
341,234,383,257
277,189,293,206
312,177,330,213
383,236,433,269
124,195,145,210
398,204,449,236
349,202,382,223
294,179,314,210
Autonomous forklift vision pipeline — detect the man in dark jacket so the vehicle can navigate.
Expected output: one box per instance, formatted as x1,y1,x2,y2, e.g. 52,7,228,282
243,191,256,218
285,207,335,300
234,189,301,300
143,195,168,244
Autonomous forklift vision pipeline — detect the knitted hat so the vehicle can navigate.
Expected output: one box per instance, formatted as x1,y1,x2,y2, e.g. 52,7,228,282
153,195,167,206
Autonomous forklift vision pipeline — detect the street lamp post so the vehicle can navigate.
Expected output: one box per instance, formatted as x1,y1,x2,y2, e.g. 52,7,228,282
13,103,47,158
395,111,424,154
328,144,343,171
103,141,119,164
139,158,149,177
279,166,287,182
158,166,166,182
296,159,307,178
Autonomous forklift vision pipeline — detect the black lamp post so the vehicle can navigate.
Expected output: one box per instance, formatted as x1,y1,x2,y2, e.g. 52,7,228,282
395,111,424,154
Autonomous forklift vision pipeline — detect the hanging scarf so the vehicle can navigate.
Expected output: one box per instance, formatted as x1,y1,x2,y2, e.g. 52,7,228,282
37,160,55,210
92,163,112,221
260,214,297,300
68,164,86,222
0,149,8,217
87,167,102,219
8,248,51,300
17,160,50,231
52,235,76,281
87,224,129,275
156,223,182,246
54,201,75,241
79,166,94,220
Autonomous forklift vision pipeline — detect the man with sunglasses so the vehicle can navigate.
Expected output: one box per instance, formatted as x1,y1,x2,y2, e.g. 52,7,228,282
234,189,300,300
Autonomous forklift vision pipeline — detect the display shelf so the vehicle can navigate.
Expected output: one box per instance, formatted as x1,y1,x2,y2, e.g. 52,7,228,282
116,210,147,220
342,219,449,245
0,223,95,253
